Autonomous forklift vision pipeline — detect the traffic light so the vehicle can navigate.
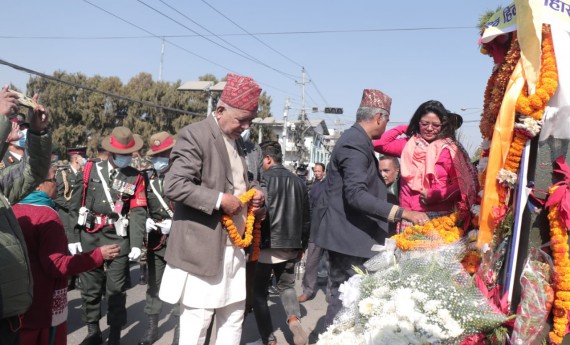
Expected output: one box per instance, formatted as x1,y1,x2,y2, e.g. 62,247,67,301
324,107,343,114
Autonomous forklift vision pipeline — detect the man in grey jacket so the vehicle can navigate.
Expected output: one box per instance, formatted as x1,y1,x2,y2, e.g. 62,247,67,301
0,86,52,344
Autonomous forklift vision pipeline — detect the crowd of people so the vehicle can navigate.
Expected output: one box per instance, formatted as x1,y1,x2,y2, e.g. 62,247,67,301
0,76,477,345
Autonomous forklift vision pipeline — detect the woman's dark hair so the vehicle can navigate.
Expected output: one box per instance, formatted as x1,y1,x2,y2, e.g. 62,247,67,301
405,100,457,141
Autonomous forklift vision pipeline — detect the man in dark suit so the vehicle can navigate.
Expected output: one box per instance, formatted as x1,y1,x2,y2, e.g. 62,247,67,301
311,89,428,326
159,73,265,345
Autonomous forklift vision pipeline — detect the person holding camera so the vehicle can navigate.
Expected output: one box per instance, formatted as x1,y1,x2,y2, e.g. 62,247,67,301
77,126,147,345
0,86,51,345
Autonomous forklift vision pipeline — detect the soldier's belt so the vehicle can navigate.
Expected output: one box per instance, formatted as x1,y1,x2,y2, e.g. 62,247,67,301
94,216,115,225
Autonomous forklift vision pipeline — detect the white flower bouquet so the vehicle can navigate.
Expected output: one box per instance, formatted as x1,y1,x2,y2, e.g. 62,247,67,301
318,241,507,345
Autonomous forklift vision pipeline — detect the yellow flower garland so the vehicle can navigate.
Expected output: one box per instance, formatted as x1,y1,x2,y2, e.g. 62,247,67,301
221,189,262,261
504,25,558,177
548,187,570,344
393,213,463,251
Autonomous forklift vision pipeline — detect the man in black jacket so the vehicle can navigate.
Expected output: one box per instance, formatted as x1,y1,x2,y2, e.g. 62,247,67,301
251,141,310,345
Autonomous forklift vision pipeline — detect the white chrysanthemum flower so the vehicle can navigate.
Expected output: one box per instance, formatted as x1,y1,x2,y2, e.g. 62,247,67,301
358,297,378,316
470,204,480,216
497,168,518,187
515,116,543,137
339,274,362,308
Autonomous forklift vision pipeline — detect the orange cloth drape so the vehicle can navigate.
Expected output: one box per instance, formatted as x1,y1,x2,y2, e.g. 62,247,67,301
478,60,526,248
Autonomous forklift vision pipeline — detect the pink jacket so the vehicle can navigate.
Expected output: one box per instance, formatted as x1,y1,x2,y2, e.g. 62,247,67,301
373,125,460,212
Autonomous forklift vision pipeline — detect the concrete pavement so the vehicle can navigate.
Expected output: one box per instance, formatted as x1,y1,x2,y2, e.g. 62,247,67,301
67,264,329,345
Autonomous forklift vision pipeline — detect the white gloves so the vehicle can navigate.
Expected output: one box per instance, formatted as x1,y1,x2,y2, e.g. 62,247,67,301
145,218,157,233
157,219,172,235
68,242,83,255
128,247,141,261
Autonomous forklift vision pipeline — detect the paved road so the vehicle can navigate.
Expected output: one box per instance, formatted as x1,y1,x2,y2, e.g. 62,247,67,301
67,264,329,345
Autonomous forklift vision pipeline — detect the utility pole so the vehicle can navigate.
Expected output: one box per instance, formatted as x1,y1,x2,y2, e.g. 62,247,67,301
159,37,165,82
282,97,290,160
295,67,310,163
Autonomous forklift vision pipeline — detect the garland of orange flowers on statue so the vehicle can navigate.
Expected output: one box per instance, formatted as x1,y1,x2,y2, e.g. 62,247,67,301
222,189,262,261
392,213,463,251
502,25,558,179
548,186,570,345
480,32,520,141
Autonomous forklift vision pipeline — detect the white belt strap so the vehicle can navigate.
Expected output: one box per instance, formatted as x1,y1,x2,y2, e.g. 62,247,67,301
150,179,174,218
96,164,118,214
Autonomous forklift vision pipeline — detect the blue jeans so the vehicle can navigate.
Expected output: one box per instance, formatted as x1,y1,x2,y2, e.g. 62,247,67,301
252,259,300,345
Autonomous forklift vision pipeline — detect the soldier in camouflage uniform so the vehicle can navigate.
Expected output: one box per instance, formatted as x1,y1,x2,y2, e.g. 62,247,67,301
78,127,147,345
139,131,179,345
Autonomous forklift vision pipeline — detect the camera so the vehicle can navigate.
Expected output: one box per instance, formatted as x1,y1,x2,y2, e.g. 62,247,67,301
8,89,37,109
78,206,95,229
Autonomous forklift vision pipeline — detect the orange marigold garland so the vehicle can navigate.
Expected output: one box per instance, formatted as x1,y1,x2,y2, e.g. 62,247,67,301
548,186,570,345
221,189,262,261
498,25,558,189
478,32,520,193
393,213,463,251
480,31,520,141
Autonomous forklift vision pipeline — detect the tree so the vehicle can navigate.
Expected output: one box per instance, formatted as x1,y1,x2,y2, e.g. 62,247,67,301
24,71,273,157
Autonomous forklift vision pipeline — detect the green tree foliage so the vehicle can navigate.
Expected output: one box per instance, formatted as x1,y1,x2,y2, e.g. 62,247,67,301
24,71,264,159
250,91,277,143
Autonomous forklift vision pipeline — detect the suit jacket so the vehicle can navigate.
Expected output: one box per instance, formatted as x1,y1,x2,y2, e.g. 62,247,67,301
164,115,250,276
311,123,397,259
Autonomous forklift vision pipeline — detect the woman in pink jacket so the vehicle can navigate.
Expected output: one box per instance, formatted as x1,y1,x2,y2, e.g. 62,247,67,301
374,100,478,230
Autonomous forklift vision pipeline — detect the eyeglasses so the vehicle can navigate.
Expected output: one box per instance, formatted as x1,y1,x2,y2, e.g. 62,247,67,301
44,177,57,183
419,121,442,129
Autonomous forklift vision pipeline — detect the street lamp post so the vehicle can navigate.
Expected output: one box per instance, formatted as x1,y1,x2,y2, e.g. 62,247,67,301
178,80,226,115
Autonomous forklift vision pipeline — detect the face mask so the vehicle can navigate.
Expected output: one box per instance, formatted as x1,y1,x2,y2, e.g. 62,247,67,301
113,154,132,168
241,128,251,142
151,156,170,173
52,155,59,163
10,129,27,149
80,157,87,166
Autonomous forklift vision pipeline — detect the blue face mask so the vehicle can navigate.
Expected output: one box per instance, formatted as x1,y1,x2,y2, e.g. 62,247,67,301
113,154,132,168
80,157,87,166
151,156,170,173
10,129,28,149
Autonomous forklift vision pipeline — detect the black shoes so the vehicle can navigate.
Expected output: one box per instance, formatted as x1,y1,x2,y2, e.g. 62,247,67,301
79,323,102,345
137,314,159,345
107,325,121,345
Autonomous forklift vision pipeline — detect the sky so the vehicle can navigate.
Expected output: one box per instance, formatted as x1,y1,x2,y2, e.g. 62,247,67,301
0,0,511,155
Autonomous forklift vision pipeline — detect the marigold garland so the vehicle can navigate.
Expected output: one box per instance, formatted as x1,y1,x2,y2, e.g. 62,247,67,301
480,32,520,141
392,213,463,251
221,189,262,261
502,25,558,181
548,186,570,345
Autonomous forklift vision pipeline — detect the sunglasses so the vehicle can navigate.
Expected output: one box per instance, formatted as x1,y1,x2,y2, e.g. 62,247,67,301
419,121,442,129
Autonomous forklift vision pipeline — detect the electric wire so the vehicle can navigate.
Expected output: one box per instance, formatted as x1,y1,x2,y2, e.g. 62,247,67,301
199,0,304,68
0,58,204,117
138,0,297,81
82,0,294,96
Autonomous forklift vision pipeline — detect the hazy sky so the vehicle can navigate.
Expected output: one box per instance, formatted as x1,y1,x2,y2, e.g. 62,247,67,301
1,0,510,155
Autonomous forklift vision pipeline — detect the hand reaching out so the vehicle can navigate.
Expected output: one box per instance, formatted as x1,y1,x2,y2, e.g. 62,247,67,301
100,244,120,260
